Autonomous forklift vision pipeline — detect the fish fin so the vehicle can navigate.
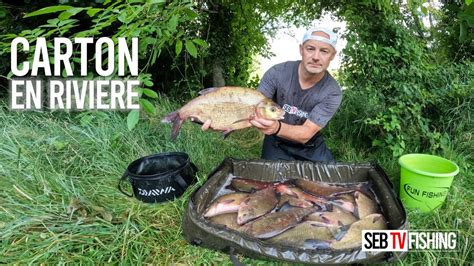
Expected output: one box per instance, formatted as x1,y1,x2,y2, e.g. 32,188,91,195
328,227,343,238
333,199,355,214
162,111,184,141
222,129,233,139
331,190,356,198
225,184,236,191
286,188,298,198
171,117,184,141
354,208,360,219
334,227,348,241
198,87,219,95
315,202,329,212
321,215,331,224
231,118,250,124
353,192,361,218
354,182,371,195
189,116,203,125
372,214,383,223
161,110,179,123
223,199,235,204
278,202,293,212
354,191,360,199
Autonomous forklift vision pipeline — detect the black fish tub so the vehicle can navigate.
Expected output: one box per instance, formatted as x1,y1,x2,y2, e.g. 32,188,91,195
182,158,408,264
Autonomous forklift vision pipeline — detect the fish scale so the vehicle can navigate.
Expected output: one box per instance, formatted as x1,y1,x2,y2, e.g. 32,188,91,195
184,102,255,129
237,187,278,225
203,192,248,218
243,207,317,239
266,221,342,248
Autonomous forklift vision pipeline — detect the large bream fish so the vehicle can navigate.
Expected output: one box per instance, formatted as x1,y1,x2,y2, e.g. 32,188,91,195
162,86,285,140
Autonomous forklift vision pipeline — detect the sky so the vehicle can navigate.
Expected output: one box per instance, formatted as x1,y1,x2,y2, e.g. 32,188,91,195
256,16,347,77
257,2,441,77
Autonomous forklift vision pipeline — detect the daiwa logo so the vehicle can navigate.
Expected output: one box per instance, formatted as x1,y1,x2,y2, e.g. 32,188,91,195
138,186,176,197
282,104,308,118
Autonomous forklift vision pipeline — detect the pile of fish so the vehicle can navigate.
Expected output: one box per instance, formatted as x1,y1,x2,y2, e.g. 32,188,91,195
203,177,387,250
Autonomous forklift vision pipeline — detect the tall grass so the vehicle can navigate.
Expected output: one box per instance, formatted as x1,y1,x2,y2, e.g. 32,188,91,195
325,87,473,265
0,96,472,264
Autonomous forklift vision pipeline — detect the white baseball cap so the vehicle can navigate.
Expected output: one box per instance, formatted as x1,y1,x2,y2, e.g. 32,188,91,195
302,27,338,49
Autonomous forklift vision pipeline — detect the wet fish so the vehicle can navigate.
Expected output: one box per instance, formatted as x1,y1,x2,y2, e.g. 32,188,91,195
209,213,244,232
330,213,387,250
354,191,378,218
332,192,357,214
276,184,354,213
292,179,363,197
243,207,316,239
277,194,314,209
203,193,248,218
331,198,356,214
162,86,285,140
336,192,356,203
306,210,357,226
229,177,276,193
275,184,327,207
237,187,278,225
266,221,342,248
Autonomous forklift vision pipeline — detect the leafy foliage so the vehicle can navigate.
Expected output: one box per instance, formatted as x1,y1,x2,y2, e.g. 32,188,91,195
0,0,472,148
0,0,208,128
433,1,474,61
0,1,473,265
323,0,474,156
0,0,326,128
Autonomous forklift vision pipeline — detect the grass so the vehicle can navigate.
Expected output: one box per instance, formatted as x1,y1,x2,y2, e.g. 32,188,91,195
0,96,472,265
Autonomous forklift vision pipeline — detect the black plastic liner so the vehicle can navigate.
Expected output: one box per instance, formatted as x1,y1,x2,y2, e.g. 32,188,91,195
182,158,408,264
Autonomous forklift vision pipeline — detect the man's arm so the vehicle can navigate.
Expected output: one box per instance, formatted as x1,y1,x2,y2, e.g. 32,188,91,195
250,118,321,144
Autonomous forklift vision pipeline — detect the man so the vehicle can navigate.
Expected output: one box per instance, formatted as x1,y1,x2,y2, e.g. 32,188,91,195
249,27,342,162
202,27,342,162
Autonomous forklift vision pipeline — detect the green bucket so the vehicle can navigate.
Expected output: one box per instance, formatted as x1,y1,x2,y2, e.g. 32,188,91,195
398,154,459,212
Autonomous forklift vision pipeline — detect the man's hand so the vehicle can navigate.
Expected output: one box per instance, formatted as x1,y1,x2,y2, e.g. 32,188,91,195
190,118,212,131
250,117,280,135
201,119,211,131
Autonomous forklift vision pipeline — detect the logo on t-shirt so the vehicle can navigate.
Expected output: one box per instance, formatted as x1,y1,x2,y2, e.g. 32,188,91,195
282,104,308,118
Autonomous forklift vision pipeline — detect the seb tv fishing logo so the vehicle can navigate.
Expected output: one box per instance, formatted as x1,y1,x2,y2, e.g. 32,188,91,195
362,230,459,252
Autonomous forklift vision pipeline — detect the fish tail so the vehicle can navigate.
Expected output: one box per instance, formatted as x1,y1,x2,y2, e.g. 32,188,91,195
333,227,348,241
161,110,179,123
171,119,184,140
162,111,183,140
355,183,372,196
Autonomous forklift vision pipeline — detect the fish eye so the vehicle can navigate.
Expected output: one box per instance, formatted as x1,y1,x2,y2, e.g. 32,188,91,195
270,107,276,112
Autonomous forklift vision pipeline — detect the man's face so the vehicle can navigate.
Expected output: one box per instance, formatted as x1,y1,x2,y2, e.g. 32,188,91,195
299,31,336,75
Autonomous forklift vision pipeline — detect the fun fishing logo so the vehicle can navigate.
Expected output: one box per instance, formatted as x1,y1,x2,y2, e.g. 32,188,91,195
9,37,140,111
403,184,449,202
362,230,459,252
